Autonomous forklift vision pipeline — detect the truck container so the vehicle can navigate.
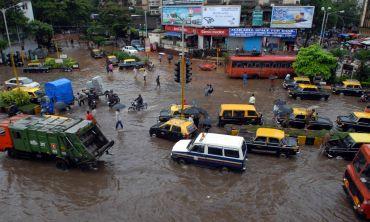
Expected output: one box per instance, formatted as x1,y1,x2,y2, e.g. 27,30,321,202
0,115,114,169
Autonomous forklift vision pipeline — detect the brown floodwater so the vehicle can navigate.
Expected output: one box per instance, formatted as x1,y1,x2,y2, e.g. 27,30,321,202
0,45,368,222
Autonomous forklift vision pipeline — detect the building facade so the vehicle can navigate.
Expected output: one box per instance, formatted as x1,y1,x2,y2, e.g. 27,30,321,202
360,0,370,35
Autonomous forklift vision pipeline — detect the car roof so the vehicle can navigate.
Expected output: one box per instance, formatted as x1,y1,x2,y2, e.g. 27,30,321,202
298,84,317,89
194,133,244,149
170,104,192,112
9,77,29,81
354,112,370,119
256,128,285,140
124,59,136,62
92,49,101,52
220,104,256,111
12,86,41,92
28,62,40,65
343,79,361,86
108,55,116,59
294,76,310,81
164,118,193,127
293,108,307,116
349,133,370,143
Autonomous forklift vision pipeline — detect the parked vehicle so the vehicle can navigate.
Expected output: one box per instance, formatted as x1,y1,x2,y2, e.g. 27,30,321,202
44,78,74,114
289,84,330,101
343,144,370,219
23,62,50,73
149,118,198,142
282,76,311,89
276,107,333,130
245,128,299,156
159,104,193,122
107,55,119,66
332,80,364,97
12,87,44,104
171,132,248,171
5,77,40,89
90,48,104,58
337,112,370,132
323,133,370,160
122,46,138,54
118,59,144,70
131,40,145,51
0,115,114,169
218,104,263,127
226,55,296,78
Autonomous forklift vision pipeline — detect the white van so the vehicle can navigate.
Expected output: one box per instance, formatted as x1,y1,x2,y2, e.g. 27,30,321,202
171,133,247,171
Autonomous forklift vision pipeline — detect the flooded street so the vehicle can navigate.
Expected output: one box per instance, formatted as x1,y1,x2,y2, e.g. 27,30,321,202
0,46,367,222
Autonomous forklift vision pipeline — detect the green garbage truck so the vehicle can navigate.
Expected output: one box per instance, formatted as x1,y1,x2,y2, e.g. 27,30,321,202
0,115,114,170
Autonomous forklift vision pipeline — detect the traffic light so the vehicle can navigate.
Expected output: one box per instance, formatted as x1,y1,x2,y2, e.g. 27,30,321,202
186,61,192,83
174,60,180,83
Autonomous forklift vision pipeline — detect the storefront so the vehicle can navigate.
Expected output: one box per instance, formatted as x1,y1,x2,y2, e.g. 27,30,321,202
196,28,229,49
162,25,198,51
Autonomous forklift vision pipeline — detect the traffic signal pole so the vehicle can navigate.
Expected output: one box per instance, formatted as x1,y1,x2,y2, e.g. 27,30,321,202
180,20,185,118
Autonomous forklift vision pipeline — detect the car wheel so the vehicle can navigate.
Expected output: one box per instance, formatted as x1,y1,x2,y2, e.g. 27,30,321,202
178,158,186,165
7,149,17,158
296,96,301,100
55,158,69,171
339,92,344,96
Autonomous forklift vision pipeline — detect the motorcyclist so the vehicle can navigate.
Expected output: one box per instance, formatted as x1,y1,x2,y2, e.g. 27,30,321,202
134,94,143,108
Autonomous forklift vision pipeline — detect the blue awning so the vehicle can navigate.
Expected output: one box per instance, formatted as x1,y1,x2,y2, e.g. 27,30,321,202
165,32,181,38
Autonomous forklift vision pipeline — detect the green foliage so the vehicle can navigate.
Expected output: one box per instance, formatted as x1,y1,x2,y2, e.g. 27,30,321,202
44,57,78,68
26,20,53,47
0,1,29,34
0,39,7,51
354,49,370,82
91,36,106,46
293,44,337,80
329,48,348,60
98,2,131,37
0,90,31,106
112,51,140,61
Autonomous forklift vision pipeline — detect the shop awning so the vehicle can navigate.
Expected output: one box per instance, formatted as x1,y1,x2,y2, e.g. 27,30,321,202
164,32,181,38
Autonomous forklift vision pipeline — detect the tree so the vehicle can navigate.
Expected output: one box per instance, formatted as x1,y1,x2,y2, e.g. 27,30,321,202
98,1,130,37
354,49,370,82
0,0,29,34
293,44,337,80
329,47,348,61
26,20,53,47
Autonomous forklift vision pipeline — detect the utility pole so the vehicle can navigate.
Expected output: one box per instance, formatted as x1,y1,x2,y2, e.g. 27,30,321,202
180,19,185,117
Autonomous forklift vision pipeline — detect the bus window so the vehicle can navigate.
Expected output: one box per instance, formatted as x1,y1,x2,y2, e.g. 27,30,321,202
272,63,277,68
255,62,260,68
277,63,281,68
264,63,271,68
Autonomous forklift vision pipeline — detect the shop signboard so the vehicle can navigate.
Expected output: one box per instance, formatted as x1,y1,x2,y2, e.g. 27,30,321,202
164,25,197,34
201,6,241,27
197,28,229,36
270,6,315,28
162,6,202,27
162,0,204,5
252,9,263,26
229,28,297,38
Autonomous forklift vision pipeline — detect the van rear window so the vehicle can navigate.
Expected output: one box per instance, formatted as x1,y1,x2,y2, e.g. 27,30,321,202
224,149,239,158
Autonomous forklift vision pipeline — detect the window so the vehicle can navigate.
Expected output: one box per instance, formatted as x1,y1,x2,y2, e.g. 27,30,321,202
264,62,271,68
254,137,266,143
303,88,317,92
223,110,232,118
255,62,260,68
171,126,181,133
10,80,16,83
161,124,171,131
295,115,306,120
233,111,245,118
272,63,277,68
359,118,370,124
354,152,367,173
269,138,280,144
224,149,239,158
0,127,5,136
208,146,222,156
13,131,21,139
247,111,257,116
192,145,204,153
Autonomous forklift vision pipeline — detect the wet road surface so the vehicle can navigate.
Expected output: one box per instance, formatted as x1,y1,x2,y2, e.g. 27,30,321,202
0,45,368,222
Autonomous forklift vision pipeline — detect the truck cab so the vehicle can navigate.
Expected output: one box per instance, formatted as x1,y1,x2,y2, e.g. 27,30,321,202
343,144,370,219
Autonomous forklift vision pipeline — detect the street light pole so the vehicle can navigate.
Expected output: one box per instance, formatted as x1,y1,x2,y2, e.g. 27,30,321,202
319,7,330,45
1,8,19,86
144,10,148,38
181,19,185,117
322,10,345,45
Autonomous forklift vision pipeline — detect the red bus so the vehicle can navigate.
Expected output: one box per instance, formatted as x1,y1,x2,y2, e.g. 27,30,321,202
343,144,370,219
226,55,296,78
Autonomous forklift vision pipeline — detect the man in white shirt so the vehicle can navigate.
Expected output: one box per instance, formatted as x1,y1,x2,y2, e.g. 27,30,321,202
248,94,256,105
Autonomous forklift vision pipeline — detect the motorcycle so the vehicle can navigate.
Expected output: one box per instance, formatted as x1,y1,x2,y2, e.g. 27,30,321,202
128,101,147,111
108,93,120,107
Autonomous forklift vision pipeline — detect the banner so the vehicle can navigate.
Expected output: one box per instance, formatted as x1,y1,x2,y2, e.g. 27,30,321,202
162,6,202,27
201,6,241,27
229,28,297,38
197,28,229,36
162,0,204,5
252,9,263,27
270,6,315,28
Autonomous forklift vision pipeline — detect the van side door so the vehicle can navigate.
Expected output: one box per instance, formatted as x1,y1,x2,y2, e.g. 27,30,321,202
189,144,205,164
206,145,224,167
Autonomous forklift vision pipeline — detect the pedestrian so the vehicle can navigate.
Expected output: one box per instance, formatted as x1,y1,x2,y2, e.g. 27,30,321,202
285,73,291,81
159,54,162,63
156,74,160,89
115,109,123,130
91,108,98,125
168,54,173,64
188,115,194,123
143,69,147,82
248,93,256,105
77,92,84,106
208,84,214,95
70,39,74,47
106,63,110,74
133,67,138,78
204,84,209,96
108,63,114,73
242,74,248,87
269,74,276,91
86,110,94,121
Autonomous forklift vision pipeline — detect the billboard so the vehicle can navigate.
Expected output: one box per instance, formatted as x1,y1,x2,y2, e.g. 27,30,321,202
162,6,202,27
201,6,241,27
162,0,204,5
270,6,315,28
229,28,297,38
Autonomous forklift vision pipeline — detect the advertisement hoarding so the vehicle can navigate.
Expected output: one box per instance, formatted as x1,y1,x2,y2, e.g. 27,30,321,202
270,6,315,28
229,28,297,38
162,0,204,5
201,6,241,27
162,6,202,27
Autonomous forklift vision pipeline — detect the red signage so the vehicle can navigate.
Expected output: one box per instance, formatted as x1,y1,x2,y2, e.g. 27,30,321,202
165,26,197,34
197,29,229,37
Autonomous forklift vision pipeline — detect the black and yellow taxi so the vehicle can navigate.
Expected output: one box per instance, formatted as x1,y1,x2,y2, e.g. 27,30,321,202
332,79,364,97
149,118,198,142
107,55,119,66
159,104,193,122
277,107,333,130
323,133,370,160
289,84,330,101
283,76,311,89
245,128,299,156
218,104,263,127
12,86,44,104
337,111,370,132
90,48,104,58
23,62,50,73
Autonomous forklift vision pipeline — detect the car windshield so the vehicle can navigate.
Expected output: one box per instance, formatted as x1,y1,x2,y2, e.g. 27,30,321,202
127,46,135,50
22,78,33,84
347,113,358,121
186,138,196,150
